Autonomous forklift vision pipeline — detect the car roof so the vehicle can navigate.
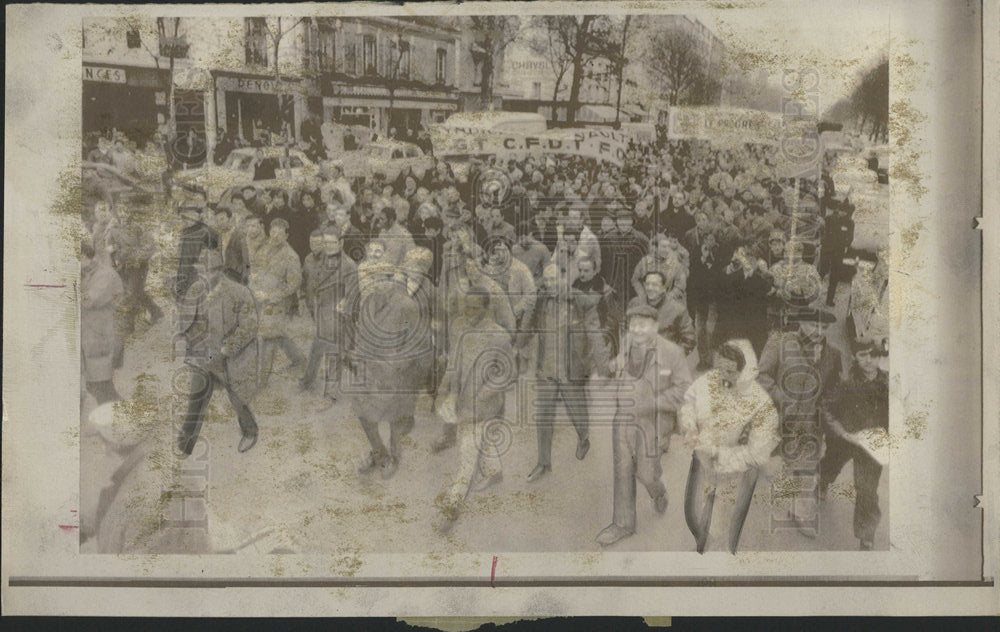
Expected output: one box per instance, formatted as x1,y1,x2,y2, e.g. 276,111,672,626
366,140,419,150
230,147,308,158
441,112,546,127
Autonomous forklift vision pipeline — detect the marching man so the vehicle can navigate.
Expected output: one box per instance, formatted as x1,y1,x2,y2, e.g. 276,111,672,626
595,302,692,547
433,292,515,532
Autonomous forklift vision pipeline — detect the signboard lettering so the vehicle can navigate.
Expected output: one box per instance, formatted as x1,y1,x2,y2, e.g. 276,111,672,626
82,65,126,84
430,126,628,166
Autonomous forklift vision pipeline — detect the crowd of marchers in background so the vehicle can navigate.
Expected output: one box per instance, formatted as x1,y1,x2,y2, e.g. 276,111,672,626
80,126,888,554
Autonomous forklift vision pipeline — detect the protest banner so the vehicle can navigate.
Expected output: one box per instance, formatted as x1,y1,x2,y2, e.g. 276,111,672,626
430,126,630,166
667,106,783,146
667,106,823,178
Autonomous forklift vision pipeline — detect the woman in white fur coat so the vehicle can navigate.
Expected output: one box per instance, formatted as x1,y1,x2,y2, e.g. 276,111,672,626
678,338,779,554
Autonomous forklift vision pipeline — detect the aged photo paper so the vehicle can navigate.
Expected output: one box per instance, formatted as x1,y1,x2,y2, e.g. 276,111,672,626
3,0,998,617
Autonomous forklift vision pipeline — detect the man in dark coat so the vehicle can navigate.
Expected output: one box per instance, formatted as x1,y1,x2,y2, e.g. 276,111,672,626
598,206,649,301
715,245,774,356
523,263,591,483
213,129,235,166
820,201,856,307
300,227,358,399
174,203,219,302
819,337,889,550
351,248,436,479
683,210,723,370
176,248,260,455
757,308,843,538
657,189,696,240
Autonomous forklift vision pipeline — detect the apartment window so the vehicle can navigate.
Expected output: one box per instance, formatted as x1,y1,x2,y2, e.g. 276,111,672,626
472,58,483,87
245,18,269,67
319,29,336,72
157,18,189,59
385,38,410,79
305,23,336,73
436,48,447,84
383,37,395,77
363,34,377,75
532,82,542,99
126,27,141,49
345,36,358,75
398,40,410,80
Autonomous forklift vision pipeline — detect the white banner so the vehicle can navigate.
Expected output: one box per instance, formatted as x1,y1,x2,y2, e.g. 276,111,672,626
430,126,630,166
667,106,784,146
668,106,823,177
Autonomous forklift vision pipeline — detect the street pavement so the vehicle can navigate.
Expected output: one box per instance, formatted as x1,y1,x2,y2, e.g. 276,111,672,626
80,270,887,556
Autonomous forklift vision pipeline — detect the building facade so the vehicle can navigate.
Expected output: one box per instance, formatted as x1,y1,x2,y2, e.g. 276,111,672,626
315,16,463,135
82,17,173,150
84,15,482,165
627,15,726,124
498,22,642,125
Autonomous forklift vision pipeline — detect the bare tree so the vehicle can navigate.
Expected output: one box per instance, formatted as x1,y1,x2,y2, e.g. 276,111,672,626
850,57,888,143
688,68,722,106
612,15,631,127
644,30,706,106
527,17,573,122
118,17,188,136
468,16,521,108
377,21,417,136
263,16,305,79
532,16,618,124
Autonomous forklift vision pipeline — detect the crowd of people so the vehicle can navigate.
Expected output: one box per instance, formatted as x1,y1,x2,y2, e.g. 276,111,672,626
81,126,888,553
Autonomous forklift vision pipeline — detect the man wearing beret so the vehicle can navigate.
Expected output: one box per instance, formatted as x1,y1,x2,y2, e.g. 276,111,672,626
757,307,843,538
596,302,692,546
818,337,889,550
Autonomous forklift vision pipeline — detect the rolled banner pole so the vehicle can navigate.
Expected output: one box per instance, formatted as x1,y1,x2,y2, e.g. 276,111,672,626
728,466,760,554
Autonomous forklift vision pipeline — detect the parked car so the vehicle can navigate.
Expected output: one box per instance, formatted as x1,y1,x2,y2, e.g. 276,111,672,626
326,140,433,183
173,147,320,205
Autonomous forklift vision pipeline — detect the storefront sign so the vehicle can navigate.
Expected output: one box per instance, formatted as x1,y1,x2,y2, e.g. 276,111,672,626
82,65,126,84
430,126,629,166
328,82,456,103
217,75,300,95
